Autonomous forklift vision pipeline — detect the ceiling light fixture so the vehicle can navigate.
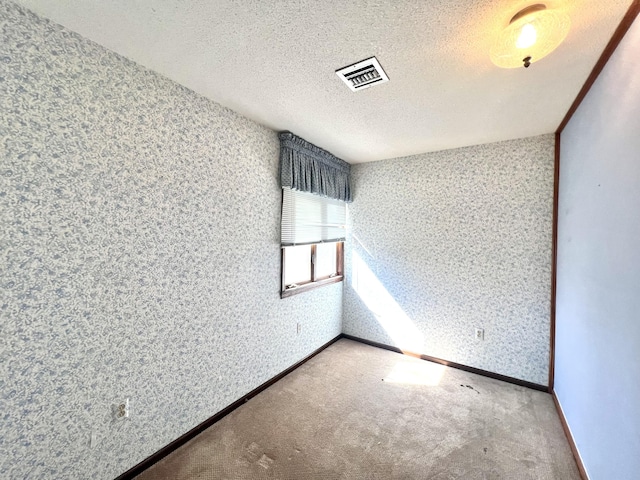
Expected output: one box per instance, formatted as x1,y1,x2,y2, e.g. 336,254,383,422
490,3,570,69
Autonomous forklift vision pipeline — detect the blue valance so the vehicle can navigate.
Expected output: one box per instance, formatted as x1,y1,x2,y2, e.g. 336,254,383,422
279,131,352,202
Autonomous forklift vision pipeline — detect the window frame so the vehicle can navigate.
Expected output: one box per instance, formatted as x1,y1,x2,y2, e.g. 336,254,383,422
281,241,344,298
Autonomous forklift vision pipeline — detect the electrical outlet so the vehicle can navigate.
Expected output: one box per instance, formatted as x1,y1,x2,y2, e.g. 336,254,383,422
116,398,130,419
296,322,301,335
475,328,484,340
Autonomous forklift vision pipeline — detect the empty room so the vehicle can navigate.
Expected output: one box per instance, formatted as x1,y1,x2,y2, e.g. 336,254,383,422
1,0,639,479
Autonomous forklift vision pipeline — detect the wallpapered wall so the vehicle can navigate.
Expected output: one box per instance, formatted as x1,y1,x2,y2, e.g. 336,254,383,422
343,135,555,385
555,14,640,479
0,2,342,479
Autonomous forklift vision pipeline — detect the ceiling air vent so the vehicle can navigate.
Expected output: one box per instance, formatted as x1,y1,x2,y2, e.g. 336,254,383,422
336,56,389,92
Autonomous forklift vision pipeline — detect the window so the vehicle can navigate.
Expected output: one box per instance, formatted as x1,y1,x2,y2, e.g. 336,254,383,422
281,188,345,298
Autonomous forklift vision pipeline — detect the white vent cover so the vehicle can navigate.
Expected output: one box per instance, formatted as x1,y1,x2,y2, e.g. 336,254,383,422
336,57,389,92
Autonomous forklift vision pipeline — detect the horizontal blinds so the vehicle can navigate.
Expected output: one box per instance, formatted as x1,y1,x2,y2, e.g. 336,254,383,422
281,187,346,245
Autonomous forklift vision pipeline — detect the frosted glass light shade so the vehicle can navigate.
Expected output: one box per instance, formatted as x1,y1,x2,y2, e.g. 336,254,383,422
491,6,570,68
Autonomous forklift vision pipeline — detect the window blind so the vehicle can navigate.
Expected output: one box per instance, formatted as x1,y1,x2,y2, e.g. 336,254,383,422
281,187,346,246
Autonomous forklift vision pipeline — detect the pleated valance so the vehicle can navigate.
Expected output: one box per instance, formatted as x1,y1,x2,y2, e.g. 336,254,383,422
279,131,352,202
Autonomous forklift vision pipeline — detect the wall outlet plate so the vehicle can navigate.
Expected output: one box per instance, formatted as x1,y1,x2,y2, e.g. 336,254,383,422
115,398,130,419
475,328,484,340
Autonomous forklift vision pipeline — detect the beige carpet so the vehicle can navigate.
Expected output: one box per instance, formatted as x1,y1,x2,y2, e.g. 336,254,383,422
136,339,581,479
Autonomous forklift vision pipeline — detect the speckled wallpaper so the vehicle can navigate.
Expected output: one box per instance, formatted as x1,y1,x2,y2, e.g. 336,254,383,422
343,135,554,385
0,2,342,479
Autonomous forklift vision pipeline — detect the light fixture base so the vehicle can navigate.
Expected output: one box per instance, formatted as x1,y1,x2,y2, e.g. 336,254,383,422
510,4,547,24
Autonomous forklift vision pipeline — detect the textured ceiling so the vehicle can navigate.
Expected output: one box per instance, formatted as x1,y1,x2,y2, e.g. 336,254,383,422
15,0,632,163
